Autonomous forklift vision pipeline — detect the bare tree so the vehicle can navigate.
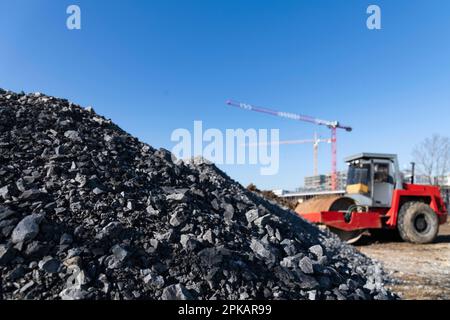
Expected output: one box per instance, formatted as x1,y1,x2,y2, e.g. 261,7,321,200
413,134,450,185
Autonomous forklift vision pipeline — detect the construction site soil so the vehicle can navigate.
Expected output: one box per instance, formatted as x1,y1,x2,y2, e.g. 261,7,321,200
358,222,450,300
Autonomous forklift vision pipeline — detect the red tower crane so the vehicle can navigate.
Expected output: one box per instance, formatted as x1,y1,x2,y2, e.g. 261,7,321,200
226,100,352,190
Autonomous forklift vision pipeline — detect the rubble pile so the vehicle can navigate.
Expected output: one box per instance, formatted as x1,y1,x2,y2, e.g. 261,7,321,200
0,90,395,300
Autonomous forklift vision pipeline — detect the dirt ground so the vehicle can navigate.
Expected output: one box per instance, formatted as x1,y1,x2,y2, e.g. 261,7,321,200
357,222,450,300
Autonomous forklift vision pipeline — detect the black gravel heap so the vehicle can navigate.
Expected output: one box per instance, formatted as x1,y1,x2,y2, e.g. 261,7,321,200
0,90,395,300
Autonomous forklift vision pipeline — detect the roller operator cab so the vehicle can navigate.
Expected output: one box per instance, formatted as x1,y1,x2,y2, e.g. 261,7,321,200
296,153,448,244
345,153,403,208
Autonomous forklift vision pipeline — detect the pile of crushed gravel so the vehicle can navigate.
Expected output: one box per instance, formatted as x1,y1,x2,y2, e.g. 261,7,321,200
0,89,395,300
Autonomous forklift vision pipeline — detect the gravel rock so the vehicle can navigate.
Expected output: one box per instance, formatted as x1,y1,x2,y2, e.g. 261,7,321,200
0,206,15,221
0,90,396,300
143,272,165,289
60,233,73,245
111,244,129,262
166,193,186,202
38,256,61,273
0,244,15,265
161,284,193,300
280,254,302,268
64,130,81,141
11,214,43,244
169,212,186,227
8,265,26,281
20,189,44,201
59,288,87,300
24,241,49,258
309,245,324,258
0,186,10,199
250,239,277,263
245,209,260,224
253,214,271,227
202,230,214,244
92,187,104,195
299,256,314,274
96,222,122,240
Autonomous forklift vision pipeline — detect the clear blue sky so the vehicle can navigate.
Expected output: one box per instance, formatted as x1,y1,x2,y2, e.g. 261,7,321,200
1,0,450,190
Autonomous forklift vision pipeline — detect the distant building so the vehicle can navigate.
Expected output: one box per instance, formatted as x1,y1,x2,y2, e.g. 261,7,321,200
402,170,432,185
335,172,348,190
437,174,450,187
402,171,450,186
303,171,347,191
304,175,327,191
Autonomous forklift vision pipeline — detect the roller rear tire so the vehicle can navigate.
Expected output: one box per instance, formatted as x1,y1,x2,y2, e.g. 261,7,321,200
397,202,439,244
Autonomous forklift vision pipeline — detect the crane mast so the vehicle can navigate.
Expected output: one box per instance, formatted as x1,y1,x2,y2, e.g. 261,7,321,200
243,133,331,183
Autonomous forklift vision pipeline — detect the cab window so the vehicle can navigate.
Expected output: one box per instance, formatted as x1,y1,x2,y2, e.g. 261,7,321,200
347,163,370,186
374,163,393,184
